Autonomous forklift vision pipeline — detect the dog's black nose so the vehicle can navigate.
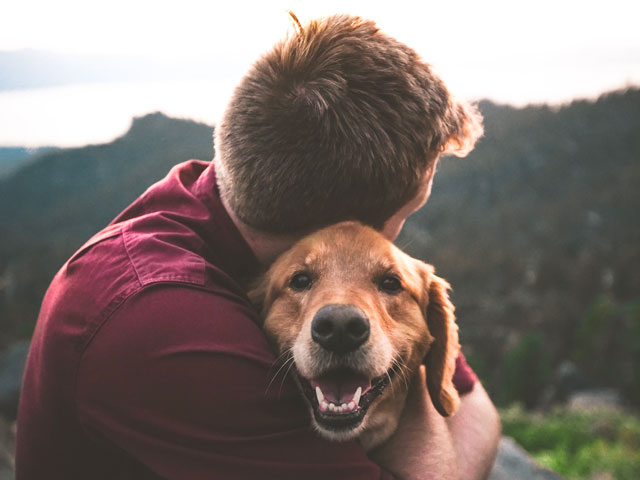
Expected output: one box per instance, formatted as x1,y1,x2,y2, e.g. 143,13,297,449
311,304,370,353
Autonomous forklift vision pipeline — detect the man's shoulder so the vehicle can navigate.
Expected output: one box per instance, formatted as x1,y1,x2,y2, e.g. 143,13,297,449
92,283,270,363
58,190,245,315
43,213,248,355
120,215,207,287
37,158,259,370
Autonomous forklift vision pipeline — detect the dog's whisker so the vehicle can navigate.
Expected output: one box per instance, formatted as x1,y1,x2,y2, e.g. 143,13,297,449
265,351,295,396
278,358,297,399
391,357,411,392
385,368,396,395
265,352,291,384
268,349,293,373
400,365,411,391
396,236,417,251
269,356,295,397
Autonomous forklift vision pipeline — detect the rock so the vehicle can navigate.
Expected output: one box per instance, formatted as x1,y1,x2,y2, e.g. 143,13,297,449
0,465,14,480
0,416,14,480
0,342,30,419
540,360,594,408
489,437,563,480
567,388,624,412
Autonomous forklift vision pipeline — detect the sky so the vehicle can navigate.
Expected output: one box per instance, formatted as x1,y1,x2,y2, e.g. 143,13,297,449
1,0,640,146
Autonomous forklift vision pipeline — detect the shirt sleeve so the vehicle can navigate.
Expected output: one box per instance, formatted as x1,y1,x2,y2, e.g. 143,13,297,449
76,284,394,480
452,352,478,395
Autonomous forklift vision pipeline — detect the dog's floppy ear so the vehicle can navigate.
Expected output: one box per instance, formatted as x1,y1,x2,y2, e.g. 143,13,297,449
423,272,460,417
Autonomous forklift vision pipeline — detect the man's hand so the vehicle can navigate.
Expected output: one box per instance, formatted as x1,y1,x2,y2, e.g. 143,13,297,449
369,366,500,480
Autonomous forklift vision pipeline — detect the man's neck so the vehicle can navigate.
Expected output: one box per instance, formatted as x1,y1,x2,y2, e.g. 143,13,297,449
222,197,300,266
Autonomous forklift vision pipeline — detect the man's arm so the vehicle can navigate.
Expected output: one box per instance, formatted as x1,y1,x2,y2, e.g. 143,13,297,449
370,366,501,480
76,285,393,479
447,381,501,480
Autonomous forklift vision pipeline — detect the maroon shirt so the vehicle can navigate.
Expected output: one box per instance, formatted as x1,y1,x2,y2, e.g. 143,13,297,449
16,161,476,479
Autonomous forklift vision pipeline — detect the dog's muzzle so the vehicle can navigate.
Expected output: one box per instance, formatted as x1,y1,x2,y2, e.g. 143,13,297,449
293,303,395,434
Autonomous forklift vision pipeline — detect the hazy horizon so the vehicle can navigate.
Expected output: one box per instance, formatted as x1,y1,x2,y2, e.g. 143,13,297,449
2,0,639,147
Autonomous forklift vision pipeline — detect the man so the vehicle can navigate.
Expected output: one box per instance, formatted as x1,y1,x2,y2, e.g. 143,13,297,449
16,14,500,479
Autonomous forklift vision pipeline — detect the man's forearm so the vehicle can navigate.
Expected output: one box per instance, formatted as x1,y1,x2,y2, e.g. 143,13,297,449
447,382,501,480
370,367,500,480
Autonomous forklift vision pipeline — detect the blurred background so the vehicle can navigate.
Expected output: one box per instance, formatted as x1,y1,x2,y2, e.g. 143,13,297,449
0,1,639,478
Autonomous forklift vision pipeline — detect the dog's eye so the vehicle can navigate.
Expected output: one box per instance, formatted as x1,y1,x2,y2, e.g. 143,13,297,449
378,274,403,294
289,272,313,291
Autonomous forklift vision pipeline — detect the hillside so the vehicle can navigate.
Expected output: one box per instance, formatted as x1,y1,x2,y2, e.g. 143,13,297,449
0,113,214,342
0,147,56,179
398,88,640,405
1,89,639,408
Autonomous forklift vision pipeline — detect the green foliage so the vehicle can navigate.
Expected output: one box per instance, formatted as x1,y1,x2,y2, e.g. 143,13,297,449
501,405,640,479
500,333,551,408
464,351,490,385
625,300,640,400
571,296,640,407
573,296,617,367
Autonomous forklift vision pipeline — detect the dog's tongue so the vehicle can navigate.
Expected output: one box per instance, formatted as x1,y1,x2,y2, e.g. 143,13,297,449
310,371,372,404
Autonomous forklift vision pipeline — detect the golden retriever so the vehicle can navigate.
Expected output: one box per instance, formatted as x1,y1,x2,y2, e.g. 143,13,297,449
250,221,460,450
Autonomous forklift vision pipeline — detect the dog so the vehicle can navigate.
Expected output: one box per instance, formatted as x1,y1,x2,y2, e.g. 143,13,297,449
249,221,460,450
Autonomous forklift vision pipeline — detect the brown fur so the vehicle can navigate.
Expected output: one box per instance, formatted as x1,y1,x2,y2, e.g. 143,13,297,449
215,14,483,234
250,222,460,449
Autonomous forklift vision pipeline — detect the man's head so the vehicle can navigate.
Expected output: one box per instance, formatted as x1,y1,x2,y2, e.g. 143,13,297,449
215,14,482,235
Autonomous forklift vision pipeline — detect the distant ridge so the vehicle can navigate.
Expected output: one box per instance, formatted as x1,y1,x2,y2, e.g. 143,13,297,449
0,146,58,179
0,112,213,345
0,112,213,237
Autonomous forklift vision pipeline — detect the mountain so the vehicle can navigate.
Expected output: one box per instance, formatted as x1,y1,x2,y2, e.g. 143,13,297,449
0,147,57,179
397,88,640,406
1,89,639,407
0,112,214,342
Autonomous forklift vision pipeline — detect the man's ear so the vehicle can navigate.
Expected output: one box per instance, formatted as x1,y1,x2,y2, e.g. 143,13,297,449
424,273,461,417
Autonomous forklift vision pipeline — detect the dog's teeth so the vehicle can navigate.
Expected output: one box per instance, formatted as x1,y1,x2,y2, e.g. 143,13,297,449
315,386,324,404
353,386,362,406
322,400,360,414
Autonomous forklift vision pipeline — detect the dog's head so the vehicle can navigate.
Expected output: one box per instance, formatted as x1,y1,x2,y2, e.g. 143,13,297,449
250,222,460,447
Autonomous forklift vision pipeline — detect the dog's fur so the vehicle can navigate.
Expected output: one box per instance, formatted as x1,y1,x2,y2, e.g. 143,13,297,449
250,222,460,450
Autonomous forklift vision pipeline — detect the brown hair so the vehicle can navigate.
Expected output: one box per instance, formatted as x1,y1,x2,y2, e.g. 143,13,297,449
215,14,482,234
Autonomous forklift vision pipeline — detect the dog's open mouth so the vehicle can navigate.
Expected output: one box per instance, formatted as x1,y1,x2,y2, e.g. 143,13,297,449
296,366,397,433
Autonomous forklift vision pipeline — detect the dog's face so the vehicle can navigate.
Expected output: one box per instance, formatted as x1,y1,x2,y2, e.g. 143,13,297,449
250,222,460,449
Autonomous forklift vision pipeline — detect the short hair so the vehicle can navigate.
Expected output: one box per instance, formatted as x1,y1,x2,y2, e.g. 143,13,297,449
214,14,482,234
